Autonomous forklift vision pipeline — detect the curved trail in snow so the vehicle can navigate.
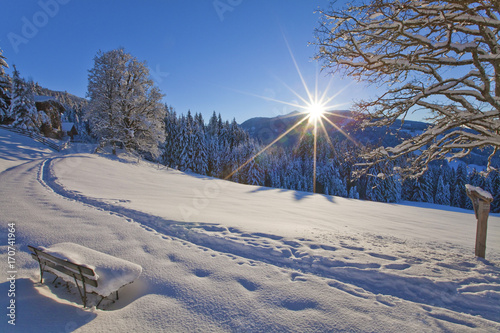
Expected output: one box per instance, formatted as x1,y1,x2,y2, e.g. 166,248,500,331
38,155,500,324
1,157,346,331
3,129,500,331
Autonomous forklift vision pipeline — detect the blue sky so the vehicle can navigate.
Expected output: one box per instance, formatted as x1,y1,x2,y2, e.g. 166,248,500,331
1,0,372,123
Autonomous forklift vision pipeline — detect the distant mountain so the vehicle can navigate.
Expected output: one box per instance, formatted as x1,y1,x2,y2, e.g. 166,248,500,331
240,110,429,148
241,110,499,168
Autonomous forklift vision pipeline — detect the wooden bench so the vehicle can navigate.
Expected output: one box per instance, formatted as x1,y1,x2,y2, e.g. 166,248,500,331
28,243,142,308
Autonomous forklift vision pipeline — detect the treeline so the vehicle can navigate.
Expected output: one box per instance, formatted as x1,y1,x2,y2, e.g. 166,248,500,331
160,108,263,184
159,107,500,213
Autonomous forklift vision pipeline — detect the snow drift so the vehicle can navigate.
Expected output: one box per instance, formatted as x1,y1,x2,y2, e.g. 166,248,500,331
1,127,500,332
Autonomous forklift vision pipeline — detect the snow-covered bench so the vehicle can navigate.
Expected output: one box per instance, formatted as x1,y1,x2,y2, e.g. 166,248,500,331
28,242,142,308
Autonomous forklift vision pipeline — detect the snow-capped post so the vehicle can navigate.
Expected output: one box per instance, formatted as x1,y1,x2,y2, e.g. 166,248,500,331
465,185,494,259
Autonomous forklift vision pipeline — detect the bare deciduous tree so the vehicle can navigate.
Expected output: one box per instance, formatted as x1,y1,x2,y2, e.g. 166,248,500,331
86,48,165,157
315,0,500,177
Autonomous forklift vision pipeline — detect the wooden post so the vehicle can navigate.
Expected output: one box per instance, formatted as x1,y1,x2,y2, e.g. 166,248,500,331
465,184,493,259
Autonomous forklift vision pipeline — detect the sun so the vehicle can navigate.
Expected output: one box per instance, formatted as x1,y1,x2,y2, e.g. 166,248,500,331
307,102,326,121
224,35,359,193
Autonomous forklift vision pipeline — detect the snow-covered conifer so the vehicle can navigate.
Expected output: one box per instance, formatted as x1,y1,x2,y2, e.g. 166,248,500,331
0,48,10,122
193,121,208,175
161,105,179,168
207,111,219,137
452,164,468,208
10,67,39,131
489,172,500,213
435,175,451,206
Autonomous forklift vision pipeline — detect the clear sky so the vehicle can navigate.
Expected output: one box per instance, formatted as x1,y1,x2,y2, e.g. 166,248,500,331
1,0,373,123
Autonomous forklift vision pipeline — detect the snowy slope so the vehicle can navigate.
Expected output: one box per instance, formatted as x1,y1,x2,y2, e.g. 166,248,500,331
1,127,500,332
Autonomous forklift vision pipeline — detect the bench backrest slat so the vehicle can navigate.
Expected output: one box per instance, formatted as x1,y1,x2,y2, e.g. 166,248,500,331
30,254,98,287
28,246,98,287
28,245,95,276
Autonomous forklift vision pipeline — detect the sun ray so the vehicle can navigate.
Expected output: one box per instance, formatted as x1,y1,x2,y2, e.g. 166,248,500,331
320,114,360,147
320,108,353,119
313,62,319,108
293,116,313,154
313,117,318,193
319,81,354,107
224,114,311,180
272,75,313,107
318,76,333,106
222,33,361,194
225,86,307,110
317,116,337,152
282,34,314,105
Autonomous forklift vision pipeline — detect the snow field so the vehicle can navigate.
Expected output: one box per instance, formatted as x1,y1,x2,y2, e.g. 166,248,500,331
1,128,500,332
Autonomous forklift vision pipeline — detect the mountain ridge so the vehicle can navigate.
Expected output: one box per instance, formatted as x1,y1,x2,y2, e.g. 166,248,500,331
240,110,430,148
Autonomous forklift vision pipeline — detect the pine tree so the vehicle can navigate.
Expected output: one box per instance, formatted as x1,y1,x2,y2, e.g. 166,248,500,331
348,185,359,199
0,48,10,123
193,121,208,175
10,67,39,131
407,171,434,203
207,111,219,137
489,172,500,213
434,175,451,206
178,116,194,171
207,136,221,177
245,154,264,186
452,163,468,208
161,105,179,167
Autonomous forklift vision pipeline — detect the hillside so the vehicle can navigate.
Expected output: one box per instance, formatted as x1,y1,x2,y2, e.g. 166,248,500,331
240,110,429,148
29,82,88,112
1,127,500,332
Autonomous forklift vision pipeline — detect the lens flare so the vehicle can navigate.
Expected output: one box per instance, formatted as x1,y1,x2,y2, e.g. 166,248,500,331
307,102,326,121
224,34,361,194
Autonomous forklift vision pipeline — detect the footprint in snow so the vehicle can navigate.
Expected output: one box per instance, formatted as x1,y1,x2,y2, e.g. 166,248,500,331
282,240,301,248
193,269,211,278
342,244,365,251
281,299,317,311
290,272,307,282
368,252,398,261
384,263,411,270
320,245,337,251
237,278,259,291
251,232,283,240
167,254,182,262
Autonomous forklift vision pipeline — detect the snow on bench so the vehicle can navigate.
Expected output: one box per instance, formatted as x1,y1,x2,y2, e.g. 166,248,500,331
28,242,142,308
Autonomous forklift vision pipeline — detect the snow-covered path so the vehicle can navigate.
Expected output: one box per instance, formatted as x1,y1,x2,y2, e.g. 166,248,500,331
1,128,500,332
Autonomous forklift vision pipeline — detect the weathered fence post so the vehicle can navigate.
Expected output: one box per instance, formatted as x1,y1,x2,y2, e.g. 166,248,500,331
465,184,494,259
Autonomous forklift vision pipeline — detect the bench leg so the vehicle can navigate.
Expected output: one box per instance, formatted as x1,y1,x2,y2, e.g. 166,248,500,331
96,296,105,308
95,291,119,309
72,273,88,308
36,258,45,283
